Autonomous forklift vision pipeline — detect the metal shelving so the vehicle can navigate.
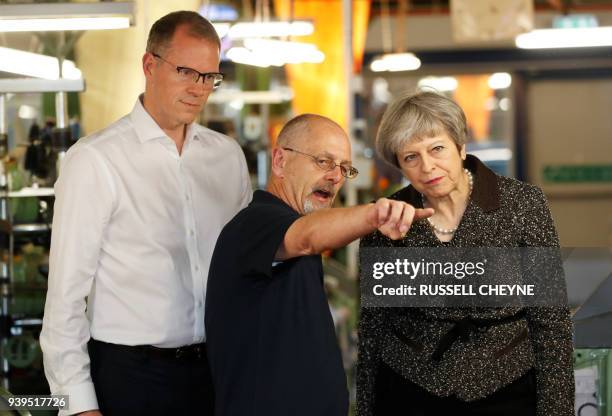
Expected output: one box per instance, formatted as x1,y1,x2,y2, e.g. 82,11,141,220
0,79,72,391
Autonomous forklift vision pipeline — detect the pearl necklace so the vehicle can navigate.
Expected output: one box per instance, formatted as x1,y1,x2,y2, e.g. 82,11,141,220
422,168,473,235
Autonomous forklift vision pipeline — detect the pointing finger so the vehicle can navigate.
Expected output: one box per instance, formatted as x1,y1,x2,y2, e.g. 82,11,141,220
413,207,434,220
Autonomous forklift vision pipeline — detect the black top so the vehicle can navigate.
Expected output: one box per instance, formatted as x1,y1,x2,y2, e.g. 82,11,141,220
356,155,574,416
206,190,349,416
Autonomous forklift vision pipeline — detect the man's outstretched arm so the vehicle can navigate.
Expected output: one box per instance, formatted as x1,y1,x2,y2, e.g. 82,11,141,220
277,198,432,260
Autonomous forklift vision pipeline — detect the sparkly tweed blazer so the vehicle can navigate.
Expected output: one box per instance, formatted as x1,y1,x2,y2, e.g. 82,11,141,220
357,155,574,416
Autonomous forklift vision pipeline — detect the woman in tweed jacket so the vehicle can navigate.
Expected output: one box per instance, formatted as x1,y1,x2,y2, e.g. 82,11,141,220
357,91,574,416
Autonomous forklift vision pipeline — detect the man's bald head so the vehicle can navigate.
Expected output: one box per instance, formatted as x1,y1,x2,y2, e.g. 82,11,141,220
276,114,347,149
269,113,351,214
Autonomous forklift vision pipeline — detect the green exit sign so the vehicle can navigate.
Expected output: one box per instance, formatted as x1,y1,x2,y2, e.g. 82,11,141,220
543,164,612,183
553,14,598,29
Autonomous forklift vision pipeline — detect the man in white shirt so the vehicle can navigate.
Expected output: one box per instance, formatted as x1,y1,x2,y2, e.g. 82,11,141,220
40,11,251,416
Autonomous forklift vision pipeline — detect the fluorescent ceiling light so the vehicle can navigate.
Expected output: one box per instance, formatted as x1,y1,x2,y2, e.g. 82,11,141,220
243,39,324,64
209,88,294,104
0,47,82,80
244,39,318,54
0,2,134,32
516,27,612,49
227,40,325,67
226,47,282,68
370,53,421,72
488,73,512,90
417,76,458,92
0,78,85,93
228,21,314,39
0,17,129,32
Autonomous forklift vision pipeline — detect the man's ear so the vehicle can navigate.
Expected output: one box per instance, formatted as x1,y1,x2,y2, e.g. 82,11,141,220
271,147,286,178
143,52,155,78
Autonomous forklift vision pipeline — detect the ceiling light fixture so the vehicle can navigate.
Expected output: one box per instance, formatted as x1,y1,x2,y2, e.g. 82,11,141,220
516,26,612,49
228,21,313,39
369,0,421,73
370,52,421,72
226,40,324,68
417,76,458,92
488,72,512,89
0,47,82,80
226,47,282,68
0,17,129,32
243,39,324,64
0,2,134,33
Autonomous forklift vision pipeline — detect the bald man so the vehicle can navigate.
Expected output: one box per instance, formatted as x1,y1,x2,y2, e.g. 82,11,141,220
205,114,432,416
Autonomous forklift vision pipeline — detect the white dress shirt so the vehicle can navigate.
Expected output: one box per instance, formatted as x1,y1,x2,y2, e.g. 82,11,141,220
40,96,252,415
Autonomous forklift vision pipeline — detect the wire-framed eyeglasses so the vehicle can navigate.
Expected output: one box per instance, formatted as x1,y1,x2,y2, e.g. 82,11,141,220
283,147,359,179
152,52,224,90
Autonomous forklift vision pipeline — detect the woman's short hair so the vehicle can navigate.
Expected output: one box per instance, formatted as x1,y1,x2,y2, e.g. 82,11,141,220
146,11,220,55
376,91,468,169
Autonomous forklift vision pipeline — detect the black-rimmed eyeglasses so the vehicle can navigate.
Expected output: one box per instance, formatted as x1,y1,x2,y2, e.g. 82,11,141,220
283,147,359,179
152,53,224,90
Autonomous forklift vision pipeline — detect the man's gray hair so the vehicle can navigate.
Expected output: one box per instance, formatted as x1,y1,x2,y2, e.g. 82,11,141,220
376,91,468,169
146,10,220,55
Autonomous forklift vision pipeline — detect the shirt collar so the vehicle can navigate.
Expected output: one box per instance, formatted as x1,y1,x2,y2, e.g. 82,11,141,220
252,190,299,213
129,94,197,143
393,154,500,213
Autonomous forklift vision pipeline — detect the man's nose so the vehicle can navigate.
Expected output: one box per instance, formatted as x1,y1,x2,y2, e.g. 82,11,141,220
324,165,344,184
187,79,207,96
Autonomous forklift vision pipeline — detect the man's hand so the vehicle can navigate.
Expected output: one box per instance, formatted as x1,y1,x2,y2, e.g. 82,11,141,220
367,198,434,240
78,411,102,416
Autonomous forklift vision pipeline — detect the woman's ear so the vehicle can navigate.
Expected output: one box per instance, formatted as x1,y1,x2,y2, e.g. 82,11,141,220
459,144,467,160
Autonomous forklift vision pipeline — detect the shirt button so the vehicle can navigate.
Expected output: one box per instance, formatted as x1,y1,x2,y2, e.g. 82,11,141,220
186,194,190,201
189,229,195,236
197,300,203,308
195,265,200,272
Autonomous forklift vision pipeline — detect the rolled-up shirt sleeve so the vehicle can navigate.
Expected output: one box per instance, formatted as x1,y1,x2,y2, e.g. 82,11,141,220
40,144,116,416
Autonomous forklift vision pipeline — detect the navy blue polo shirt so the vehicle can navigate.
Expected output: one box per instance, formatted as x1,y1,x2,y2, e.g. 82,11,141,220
205,190,348,416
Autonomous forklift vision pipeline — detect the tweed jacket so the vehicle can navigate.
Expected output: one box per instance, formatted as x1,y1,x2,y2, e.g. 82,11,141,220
357,155,574,416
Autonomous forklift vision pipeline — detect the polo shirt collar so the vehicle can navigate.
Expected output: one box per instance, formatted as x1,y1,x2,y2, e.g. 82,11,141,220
253,190,295,210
